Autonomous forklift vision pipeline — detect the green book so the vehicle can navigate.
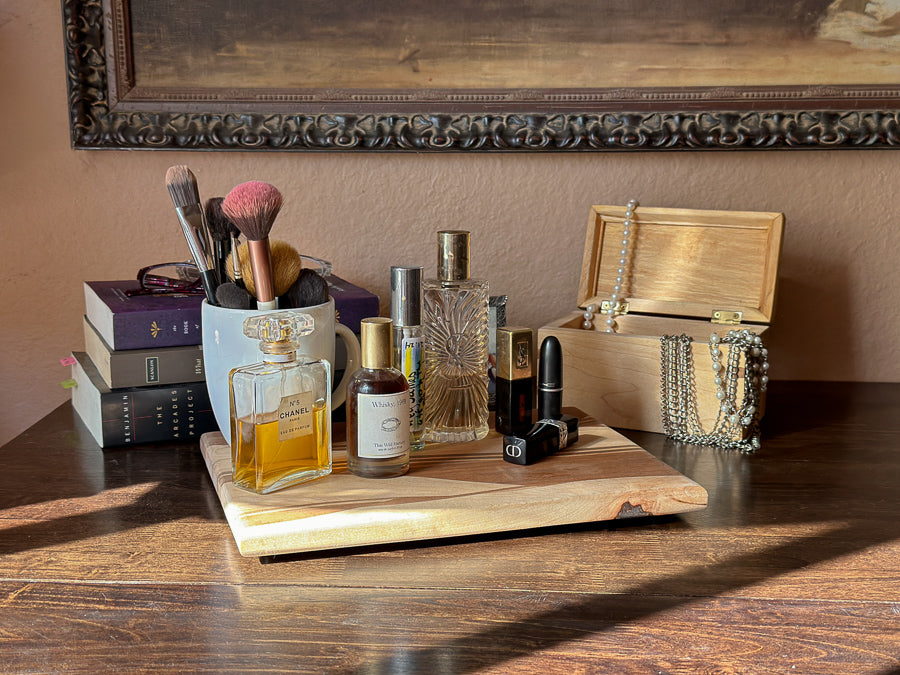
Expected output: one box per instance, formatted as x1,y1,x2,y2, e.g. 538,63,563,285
83,316,204,389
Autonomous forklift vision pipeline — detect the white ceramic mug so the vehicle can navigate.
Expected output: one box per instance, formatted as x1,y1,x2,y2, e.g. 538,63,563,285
201,297,361,443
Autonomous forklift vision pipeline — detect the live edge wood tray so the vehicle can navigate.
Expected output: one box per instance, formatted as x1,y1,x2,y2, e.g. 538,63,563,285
201,416,707,558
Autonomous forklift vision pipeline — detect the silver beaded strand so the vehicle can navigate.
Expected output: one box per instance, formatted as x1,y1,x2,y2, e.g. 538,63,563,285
659,329,769,453
583,199,637,332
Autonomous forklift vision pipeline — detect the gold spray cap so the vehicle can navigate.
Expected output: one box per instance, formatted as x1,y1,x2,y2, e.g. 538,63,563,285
437,230,471,282
360,317,393,369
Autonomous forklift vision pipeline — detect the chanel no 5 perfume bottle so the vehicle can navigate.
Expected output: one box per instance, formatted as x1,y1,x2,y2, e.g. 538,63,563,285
229,312,332,494
391,266,425,451
423,230,490,442
347,317,411,478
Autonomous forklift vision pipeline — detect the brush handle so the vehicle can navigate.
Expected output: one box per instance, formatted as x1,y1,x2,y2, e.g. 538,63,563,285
175,206,212,271
229,235,244,288
175,205,218,304
199,269,218,305
247,238,276,309
213,239,230,284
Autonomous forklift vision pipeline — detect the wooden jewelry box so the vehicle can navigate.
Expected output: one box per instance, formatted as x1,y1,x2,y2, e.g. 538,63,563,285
538,205,784,436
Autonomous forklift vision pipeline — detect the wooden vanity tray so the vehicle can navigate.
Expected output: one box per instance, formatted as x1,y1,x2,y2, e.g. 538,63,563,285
200,417,707,558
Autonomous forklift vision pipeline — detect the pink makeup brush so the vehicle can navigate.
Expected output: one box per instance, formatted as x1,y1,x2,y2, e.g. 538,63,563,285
221,181,284,310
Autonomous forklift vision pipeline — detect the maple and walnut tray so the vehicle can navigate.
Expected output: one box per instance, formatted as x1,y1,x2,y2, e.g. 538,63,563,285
201,416,707,558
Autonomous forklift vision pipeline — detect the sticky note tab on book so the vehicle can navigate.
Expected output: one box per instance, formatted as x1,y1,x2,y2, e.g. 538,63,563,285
61,379,77,389
60,356,77,366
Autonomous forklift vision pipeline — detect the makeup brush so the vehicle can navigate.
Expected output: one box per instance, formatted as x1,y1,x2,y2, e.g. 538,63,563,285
222,181,283,310
225,220,244,290
165,165,218,305
215,282,253,310
204,197,233,284
226,239,303,298
281,268,330,309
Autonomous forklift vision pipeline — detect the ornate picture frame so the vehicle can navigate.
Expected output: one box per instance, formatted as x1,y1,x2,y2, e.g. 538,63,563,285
65,0,900,151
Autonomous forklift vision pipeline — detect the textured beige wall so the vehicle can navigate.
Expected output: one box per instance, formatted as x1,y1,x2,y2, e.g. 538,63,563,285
1,2,898,446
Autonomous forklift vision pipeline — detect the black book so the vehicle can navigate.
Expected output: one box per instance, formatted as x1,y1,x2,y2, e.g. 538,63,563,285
70,351,217,448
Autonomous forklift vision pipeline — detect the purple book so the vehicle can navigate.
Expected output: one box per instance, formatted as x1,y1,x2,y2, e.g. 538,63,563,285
326,275,380,334
84,280,204,350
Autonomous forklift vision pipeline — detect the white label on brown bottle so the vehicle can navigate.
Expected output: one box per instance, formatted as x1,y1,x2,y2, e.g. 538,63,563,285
357,391,411,458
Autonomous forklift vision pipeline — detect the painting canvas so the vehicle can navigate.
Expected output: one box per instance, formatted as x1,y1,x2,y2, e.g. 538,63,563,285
64,0,900,150
127,0,900,93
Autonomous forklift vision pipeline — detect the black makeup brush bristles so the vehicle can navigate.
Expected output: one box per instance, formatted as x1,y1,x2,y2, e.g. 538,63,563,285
215,282,253,310
205,197,229,238
281,268,330,309
226,220,241,243
205,197,233,284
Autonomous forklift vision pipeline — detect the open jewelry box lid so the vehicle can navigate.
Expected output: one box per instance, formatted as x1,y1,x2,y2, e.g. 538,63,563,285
577,205,784,324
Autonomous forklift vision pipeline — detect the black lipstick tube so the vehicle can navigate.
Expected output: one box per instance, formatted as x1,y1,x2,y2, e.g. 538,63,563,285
502,414,579,465
495,327,535,435
538,335,563,420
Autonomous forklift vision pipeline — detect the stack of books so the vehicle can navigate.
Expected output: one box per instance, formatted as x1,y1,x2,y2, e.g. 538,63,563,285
70,280,215,447
70,276,380,447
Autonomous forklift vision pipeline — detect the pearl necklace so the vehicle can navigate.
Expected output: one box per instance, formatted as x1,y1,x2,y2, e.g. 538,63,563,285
659,329,769,453
582,199,637,333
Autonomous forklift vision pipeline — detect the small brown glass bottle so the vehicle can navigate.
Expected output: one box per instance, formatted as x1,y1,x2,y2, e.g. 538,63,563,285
347,317,411,478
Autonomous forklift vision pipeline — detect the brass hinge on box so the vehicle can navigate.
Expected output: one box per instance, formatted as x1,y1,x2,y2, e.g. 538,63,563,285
711,310,743,325
600,300,630,315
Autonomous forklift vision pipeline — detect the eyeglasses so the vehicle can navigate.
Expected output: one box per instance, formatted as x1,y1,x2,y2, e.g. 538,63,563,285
124,262,204,296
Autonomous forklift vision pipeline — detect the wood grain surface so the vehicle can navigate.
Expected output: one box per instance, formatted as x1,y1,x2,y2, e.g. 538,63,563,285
544,205,783,437
0,381,897,673
539,317,766,434
202,419,707,557
577,205,784,322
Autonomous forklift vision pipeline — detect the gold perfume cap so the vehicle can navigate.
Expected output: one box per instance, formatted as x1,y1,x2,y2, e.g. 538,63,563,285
360,317,393,369
437,230,470,282
497,327,534,380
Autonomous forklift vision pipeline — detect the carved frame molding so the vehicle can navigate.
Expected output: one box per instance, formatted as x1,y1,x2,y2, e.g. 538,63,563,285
64,0,900,152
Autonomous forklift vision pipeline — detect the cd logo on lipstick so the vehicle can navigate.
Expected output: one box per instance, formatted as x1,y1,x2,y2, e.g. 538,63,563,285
505,444,523,458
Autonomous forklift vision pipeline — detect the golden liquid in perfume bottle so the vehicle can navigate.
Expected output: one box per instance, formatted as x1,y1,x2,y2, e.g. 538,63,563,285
232,401,330,494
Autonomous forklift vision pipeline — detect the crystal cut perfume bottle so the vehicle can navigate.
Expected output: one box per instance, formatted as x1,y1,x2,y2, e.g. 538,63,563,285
229,312,332,494
423,231,490,442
